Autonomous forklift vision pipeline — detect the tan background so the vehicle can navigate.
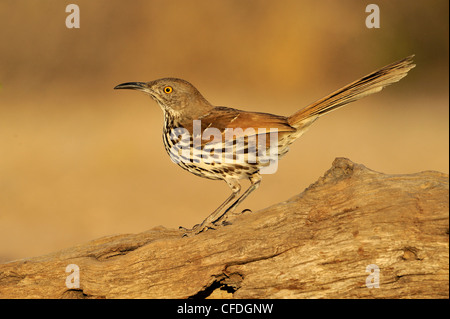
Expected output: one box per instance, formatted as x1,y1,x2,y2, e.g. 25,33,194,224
0,0,448,262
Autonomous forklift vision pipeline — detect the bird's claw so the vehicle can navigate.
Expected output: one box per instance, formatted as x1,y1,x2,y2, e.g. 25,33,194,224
179,223,215,237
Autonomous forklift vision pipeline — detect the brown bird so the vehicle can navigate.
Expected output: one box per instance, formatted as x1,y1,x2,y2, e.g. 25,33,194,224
114,55,415,235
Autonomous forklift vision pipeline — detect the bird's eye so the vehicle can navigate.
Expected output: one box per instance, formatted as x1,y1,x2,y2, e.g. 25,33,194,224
164,86,173,94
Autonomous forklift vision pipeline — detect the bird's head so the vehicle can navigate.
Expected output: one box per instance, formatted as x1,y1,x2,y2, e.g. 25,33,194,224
114,78,212,118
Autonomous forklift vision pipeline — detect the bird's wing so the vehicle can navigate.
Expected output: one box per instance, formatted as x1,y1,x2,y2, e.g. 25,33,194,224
181,106,295,148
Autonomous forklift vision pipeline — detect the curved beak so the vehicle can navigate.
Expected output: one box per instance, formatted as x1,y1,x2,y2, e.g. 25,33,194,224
114,82,149,92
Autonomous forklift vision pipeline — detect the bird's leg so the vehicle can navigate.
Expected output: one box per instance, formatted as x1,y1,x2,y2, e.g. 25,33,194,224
180,179,241,236
214,174,262,226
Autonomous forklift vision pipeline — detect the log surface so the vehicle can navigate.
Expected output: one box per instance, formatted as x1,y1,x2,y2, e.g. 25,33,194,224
0,158,448,299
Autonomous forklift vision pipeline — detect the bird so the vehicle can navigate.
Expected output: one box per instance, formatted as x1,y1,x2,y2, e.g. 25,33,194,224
114,55,415,235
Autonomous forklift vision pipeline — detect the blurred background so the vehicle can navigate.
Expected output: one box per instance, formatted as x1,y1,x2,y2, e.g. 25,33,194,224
0,0,448,262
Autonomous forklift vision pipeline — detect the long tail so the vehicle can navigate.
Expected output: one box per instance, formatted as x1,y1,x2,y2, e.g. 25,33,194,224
288,55,416,128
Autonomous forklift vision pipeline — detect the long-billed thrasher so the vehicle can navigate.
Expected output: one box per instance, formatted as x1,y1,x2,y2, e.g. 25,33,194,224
114,55,415,235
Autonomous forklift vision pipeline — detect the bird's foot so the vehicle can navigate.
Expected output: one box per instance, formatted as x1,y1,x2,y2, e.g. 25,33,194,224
216,208,252,225
179,209,252,237
239,208,253,215
179,223,215,237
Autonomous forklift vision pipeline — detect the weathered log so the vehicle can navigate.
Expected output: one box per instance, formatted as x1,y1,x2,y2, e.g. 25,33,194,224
0,158,448,299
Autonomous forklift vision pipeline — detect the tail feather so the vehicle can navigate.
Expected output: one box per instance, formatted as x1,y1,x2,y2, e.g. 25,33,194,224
288,55,416,128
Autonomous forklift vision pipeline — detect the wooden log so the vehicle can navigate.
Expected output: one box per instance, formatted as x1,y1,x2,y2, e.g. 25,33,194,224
0,158,448,299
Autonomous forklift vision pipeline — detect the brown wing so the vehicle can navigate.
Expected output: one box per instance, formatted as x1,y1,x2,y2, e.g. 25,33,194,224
181,106,295,147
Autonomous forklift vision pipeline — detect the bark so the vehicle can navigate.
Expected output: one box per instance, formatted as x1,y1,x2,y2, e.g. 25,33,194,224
0,158,448,299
